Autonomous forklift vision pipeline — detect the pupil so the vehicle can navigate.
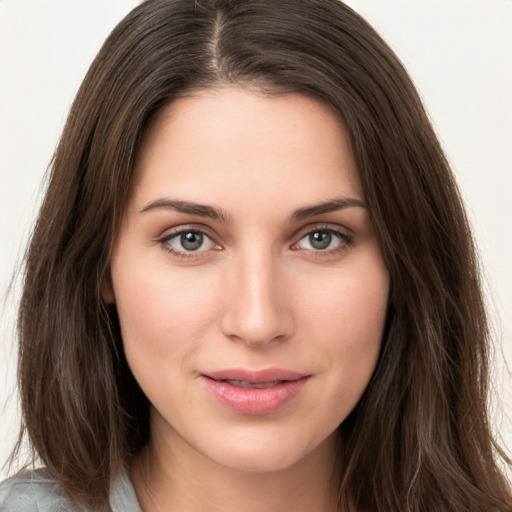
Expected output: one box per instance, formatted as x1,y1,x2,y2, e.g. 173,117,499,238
181,232,203,251
310,231,331,250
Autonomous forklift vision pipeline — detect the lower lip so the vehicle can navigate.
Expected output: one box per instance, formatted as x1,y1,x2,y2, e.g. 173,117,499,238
201,376,309,415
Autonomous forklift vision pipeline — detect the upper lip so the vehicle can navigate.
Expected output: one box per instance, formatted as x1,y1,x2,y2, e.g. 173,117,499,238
202,368,308,383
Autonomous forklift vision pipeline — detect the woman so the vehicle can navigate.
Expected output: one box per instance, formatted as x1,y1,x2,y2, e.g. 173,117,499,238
1,0,510,510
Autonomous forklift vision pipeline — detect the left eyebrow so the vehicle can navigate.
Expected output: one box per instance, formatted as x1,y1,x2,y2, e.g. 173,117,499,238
291,197,367,221
139,198,232,223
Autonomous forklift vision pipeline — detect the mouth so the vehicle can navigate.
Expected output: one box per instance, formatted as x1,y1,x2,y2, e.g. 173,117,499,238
201,368,310,415
217,379,284,389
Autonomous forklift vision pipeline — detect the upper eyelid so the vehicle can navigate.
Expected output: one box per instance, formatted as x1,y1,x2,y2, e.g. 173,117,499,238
294,228,352,246
158,224,217,240
292,222,353,240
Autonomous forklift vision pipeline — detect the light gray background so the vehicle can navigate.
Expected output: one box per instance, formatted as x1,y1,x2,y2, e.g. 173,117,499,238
1,1,511,479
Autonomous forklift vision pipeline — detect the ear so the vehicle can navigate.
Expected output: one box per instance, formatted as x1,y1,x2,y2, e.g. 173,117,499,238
101,270,116,304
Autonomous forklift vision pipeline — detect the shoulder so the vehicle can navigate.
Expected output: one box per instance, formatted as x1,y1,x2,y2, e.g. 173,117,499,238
0,467,140,512
0,468,77,512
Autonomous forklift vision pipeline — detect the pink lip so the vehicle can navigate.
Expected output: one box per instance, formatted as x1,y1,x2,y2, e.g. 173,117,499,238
201,368,310,415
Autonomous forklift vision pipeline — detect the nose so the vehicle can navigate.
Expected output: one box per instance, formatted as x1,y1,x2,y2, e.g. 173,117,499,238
220,249,294,348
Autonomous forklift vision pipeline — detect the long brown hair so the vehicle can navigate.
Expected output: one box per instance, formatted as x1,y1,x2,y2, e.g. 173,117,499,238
11,0,511,510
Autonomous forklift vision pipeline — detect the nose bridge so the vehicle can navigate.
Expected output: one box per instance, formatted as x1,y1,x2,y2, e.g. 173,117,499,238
221,244,291,346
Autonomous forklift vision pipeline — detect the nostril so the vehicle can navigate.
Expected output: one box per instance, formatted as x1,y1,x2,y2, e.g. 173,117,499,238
221,311,294,347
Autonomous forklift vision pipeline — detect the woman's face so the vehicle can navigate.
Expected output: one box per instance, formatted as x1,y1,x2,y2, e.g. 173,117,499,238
107,88,389,474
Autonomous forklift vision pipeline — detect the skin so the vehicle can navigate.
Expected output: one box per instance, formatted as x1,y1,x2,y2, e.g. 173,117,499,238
105,88,390,512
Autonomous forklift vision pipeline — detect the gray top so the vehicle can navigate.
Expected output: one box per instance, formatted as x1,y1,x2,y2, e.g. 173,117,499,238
0,468,143,511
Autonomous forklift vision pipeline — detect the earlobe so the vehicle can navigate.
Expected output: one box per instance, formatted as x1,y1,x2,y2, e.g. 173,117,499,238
101,271,116,304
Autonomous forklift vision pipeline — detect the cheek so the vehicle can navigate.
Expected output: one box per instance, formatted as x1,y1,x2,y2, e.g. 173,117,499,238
299,259,389,379
112,262,220,366
112,266,226,416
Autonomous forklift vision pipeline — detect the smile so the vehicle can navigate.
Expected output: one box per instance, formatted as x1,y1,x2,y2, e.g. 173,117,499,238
201,368,310,415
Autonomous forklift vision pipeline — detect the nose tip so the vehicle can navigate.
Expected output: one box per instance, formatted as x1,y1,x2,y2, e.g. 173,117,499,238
222,308,289,348
220,259,293,348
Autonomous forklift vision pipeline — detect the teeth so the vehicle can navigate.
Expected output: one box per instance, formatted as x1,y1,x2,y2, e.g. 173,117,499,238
225,379,281,389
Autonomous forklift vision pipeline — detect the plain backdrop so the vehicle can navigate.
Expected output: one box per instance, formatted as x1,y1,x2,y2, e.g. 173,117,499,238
1,0,511,480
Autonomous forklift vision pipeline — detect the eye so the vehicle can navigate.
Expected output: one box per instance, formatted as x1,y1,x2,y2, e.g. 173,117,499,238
161,229,218,254
294,228,353,252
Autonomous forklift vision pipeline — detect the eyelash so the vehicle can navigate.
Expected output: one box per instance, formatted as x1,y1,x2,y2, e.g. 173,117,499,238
157,225,354,260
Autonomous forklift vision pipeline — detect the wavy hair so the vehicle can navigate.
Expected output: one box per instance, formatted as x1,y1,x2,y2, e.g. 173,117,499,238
11,0,511,510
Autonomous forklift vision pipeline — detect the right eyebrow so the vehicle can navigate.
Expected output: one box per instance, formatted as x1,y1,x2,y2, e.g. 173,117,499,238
139,198,232,223
291,197,366,221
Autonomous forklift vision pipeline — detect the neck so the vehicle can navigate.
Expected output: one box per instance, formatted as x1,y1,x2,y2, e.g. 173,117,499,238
131,418,343,512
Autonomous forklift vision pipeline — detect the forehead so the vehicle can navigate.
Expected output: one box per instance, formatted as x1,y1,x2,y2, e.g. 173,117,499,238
129,87,363,213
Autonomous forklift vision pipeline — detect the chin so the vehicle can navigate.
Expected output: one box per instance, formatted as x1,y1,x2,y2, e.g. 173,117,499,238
202,427,339,475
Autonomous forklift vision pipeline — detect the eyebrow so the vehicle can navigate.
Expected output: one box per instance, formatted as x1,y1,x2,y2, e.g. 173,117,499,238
140,198,232,222
291,197,366,221
139,196,366,223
